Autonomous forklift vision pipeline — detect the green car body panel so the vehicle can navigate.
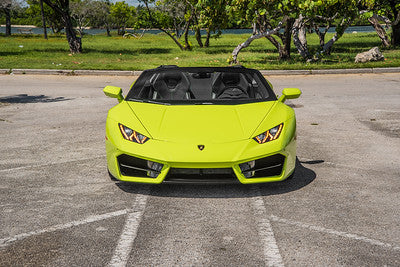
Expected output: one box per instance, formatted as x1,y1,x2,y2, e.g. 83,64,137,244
104,67,300,184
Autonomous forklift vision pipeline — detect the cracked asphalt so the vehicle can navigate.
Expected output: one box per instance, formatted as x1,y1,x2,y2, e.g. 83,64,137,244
0,73,399,266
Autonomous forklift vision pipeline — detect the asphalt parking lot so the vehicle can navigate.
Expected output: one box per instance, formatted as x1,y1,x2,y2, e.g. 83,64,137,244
0,73,399,266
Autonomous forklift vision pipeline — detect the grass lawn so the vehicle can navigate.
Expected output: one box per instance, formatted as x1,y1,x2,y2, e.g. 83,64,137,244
1,31,400,70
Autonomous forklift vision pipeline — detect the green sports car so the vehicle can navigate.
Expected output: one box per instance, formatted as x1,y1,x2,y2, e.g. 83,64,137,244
103,65,301,184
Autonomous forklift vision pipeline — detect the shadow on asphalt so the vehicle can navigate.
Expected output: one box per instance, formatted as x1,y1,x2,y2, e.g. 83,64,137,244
115,158,319,198
0,94,72,103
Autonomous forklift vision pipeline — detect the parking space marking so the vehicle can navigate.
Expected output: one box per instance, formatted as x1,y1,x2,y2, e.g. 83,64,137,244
108,188,150,267
0,156,105,172
0,209,129,248
251,186,284,267
269,215,400,251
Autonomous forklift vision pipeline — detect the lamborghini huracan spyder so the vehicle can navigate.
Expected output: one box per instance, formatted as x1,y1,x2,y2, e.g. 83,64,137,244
104,65,301,184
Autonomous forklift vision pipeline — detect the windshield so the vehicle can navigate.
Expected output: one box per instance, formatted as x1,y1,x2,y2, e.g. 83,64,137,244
125,67,276,105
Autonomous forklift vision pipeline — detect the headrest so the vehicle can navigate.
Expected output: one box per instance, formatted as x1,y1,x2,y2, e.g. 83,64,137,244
221,73,240,85
161,72,182,88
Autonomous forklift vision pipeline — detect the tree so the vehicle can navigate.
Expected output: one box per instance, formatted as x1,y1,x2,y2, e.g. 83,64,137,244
365,12,391,47
197,0,230,47
110,1,135,35
0,0,20,36
89,0,112,36
139,0,191,50
70,0,94,37
39,0,48,39
292,0,362,61
229,0,299,63
41,0,82,53
363,0,400,47
27,0,64,34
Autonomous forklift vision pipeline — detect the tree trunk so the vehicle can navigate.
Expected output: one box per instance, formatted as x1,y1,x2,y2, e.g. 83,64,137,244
319,17,353,57
265,35,282,54
265,18,293,60
106,26,111,37
204,28,211,47
5,7,11,36
195,27,203,48
392,22,400,47
314,25,326,48
63,13,82,53
292,14,310,60
42,0,82,53
265,34,290,60
281,17,294,60
160,29,185,50
368,16,390,48
39,0,48,39
182,13,193,50
194,15,203,47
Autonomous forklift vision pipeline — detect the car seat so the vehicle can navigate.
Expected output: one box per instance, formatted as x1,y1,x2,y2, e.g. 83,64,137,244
152,72,193,100
211,72,250,99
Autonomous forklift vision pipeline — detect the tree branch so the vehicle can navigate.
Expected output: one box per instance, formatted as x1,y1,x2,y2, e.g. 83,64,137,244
231,20,284,64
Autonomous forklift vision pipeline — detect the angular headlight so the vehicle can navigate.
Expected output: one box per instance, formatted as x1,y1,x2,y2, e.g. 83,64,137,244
118,123,149,144
253,123,283,144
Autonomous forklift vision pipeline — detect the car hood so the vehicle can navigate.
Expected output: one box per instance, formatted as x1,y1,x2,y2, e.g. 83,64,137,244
127,101,276,143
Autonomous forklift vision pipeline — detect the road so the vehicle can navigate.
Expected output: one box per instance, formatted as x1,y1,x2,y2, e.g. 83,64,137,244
0,73,399,266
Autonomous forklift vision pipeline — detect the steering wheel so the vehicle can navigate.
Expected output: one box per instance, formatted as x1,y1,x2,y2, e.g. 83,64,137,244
216,85,249,99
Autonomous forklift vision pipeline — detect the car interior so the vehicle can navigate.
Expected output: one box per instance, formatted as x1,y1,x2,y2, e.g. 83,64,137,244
133,69,270,102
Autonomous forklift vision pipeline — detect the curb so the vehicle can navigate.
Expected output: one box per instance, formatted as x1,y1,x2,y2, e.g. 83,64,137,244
1,67,400,76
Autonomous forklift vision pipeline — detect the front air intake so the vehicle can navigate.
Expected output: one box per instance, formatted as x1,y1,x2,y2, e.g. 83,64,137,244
117,154,163,178
239,154,285,178
164,168,238,184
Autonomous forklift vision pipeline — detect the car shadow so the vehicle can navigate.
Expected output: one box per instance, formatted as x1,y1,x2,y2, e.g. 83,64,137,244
115,158,319,199
0,94,72,103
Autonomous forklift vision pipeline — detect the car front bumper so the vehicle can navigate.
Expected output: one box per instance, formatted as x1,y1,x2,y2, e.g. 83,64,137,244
105,136,296,184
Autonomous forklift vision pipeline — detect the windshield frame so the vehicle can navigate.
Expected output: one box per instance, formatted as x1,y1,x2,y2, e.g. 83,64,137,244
125,66,277,105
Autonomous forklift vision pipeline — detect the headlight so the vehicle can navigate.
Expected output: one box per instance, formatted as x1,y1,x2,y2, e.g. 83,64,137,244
119,123,149,144
253,123,283,144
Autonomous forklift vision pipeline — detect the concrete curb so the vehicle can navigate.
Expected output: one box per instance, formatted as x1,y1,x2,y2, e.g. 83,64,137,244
1,67,400,76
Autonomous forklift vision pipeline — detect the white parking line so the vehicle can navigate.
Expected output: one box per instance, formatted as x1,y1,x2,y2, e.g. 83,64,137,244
0,156,105,172
0,209,129,248
108,189,150,267
269,215,400,251
251,186,284,267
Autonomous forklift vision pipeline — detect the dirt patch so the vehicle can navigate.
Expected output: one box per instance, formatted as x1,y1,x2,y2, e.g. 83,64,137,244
361,111,400,138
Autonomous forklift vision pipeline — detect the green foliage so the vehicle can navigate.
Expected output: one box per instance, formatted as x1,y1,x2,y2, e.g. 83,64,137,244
109,1,136,34
26,0,64,33
197,0,230,33
88,1,111,29
0,2,33,26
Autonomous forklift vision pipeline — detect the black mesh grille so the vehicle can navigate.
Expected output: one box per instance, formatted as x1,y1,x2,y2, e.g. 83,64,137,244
117,154,162,178
240,154,285,178
164,168,238,184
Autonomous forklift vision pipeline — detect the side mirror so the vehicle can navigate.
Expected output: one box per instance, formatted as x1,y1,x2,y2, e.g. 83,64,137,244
103,86,123,103
278,88,301,103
